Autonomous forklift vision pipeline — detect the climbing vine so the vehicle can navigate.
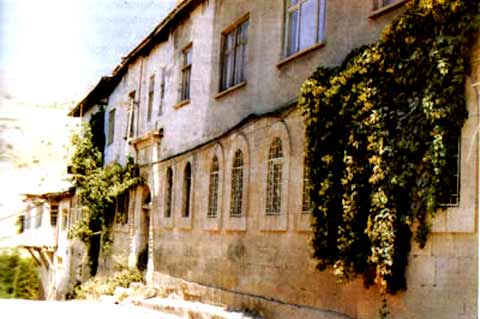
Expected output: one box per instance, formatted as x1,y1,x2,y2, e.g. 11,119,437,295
300,0,478,298
68,111,142,276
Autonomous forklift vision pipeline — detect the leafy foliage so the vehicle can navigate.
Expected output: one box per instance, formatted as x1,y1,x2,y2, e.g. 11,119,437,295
68,112,142,276
0,249,40,299
300,0,478,295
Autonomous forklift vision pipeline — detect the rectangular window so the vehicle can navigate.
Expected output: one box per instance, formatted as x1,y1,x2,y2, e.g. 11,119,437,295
285,0,326,57
108,109,115,145
115,193,130,224
147,75,155,121
373,0,399,10
180,45,192,102
61,209,68,231
35,205,42,228
220,18,249,91
50,203,58,227
158,69,165,116
127,91,136,139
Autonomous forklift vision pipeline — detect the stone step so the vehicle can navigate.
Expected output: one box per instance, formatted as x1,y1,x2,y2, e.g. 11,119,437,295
137,296,257,319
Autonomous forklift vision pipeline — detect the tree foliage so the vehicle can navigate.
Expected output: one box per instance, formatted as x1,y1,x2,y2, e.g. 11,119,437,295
68,112,142,276
300,0,478,295
0,249,40,299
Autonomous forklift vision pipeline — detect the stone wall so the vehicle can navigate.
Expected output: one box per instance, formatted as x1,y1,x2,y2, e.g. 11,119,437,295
102,1,479,318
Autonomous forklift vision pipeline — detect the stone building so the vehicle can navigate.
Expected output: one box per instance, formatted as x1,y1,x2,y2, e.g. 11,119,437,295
65,0,479,318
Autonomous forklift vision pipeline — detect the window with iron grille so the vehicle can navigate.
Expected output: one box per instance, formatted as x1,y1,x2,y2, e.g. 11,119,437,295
147,75,155,121
108,109,115,145
182,163,192,217
373,0,400,10
266,138,283,214
302,157,312,211
180,45,192,102
220,18,249,91
165,167,173,218
230,150,244,217
208,156,220,218
285,0,326,57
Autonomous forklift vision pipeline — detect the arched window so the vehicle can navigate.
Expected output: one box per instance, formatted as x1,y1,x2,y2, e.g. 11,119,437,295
208,156,219,218
164,167,173,218
266,138,283,214
230,150,244,216
182,163,192,217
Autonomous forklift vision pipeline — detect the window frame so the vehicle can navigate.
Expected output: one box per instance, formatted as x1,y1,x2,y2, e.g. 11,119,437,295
265,138,284,215
107,109,115,145
126,91,136,139
61,208,68,231
207,156,220,218
284,0,326,58
373,0,400,10
369,0,407,18
158,68,166,116
440,137,461,207
115,192,130,225
219,15,249,93
180,44,193,103
164,167,173,218
182,162,192,218
147,74,155,121
230,150,244,217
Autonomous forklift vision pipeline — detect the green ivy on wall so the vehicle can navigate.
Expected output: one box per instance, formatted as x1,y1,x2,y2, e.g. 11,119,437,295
68,110,142,276
300,0,478,297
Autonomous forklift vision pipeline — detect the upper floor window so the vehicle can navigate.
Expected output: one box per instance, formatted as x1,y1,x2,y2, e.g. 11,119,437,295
147,75,155,121
35,205,42,228
230,150,244,217
127,91,136,139
24,209,30,230
158,69,165,116
220,17,249,91
373,0,400,10
50,203,58,226
61,209,68,231
180,45,192,102
164,167,173,218
107,109,115,145
208,156,220,218
182,163,192,217
266,138,283,214
285,0,326,57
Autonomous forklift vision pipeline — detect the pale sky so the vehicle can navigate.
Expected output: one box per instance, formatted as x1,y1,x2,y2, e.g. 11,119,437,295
0,0,177,245
0,0,177,105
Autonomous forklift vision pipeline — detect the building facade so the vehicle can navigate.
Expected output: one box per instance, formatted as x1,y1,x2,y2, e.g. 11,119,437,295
64,1,479,318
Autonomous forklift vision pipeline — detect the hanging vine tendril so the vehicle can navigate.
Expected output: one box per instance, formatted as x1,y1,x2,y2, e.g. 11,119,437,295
300,0,479,298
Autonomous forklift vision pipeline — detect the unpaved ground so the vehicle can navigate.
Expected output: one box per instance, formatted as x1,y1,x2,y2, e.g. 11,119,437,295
0,299,181,319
